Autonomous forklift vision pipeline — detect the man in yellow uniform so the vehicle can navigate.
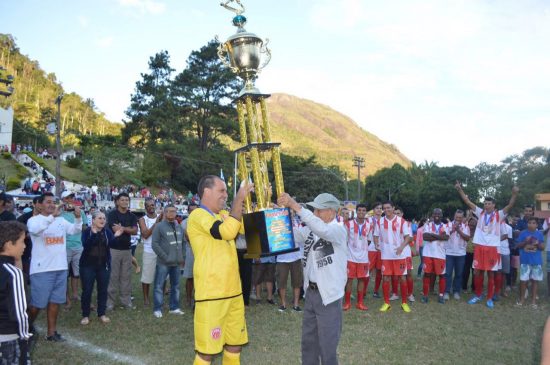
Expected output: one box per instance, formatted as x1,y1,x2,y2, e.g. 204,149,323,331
187,175,253,365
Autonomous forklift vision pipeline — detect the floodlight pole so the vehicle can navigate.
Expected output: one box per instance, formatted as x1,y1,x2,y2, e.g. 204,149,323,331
55,93,63,197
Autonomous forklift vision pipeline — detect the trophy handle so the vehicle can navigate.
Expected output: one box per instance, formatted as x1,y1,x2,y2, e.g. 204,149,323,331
220,0,245,15
216,37,239,74
258,38,271,71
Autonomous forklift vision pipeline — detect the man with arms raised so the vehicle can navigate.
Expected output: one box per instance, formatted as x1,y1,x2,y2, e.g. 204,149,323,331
278,192,347,365
373,201,412,313
455,181,519,308
27,192,83,341
187,175,253,365
343,203,371,311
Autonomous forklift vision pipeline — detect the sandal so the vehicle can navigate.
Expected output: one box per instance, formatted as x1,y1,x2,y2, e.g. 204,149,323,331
80,317,90,325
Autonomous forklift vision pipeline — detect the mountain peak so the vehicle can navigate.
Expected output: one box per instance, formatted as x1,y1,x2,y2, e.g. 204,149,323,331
264,93,410,176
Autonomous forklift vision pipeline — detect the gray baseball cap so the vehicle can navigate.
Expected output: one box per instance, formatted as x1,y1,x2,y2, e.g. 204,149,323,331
306,193,341,211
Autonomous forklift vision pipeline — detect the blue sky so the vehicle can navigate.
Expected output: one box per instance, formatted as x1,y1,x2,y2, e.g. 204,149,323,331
2,0,549,167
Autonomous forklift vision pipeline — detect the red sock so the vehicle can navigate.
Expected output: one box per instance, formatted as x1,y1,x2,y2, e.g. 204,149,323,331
344,291,351,305
383,280,390,304
375,273,382,292
357,290,364,304
392,276,398,295
439,276,446,295
423,276,430,296
474,274,483,297
494,273,502,295
362,277,369,292
487,274,495,300
430,275,435,292
400,279,408,304
407,276,414,297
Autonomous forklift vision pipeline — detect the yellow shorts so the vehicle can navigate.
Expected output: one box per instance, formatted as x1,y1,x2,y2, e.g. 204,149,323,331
194,294,248,355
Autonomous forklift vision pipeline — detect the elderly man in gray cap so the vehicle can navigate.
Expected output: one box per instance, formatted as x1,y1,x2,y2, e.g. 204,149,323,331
278,192,348,365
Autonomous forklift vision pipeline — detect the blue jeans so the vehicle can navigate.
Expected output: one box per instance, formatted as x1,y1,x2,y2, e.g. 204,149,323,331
80,264,110,317
417,246,424,276
445,255,466,294
153,263,181,312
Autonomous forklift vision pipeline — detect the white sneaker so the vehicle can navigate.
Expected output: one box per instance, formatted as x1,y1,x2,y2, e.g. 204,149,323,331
249,293,257,300
443,293,450,301
453,293,460,300
169,309,184,315
153,311,163,318
389,294,399,301
407,294,415,302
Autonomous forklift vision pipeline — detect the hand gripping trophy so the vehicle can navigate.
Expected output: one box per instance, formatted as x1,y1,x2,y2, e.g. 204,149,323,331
218,0,297,258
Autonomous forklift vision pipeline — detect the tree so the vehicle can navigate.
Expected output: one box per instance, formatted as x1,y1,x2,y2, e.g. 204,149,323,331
123,50,178,146
281,155,347,202
171,39,241,151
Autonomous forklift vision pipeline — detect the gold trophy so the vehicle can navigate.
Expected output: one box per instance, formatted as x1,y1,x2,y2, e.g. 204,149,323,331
218,0,297,258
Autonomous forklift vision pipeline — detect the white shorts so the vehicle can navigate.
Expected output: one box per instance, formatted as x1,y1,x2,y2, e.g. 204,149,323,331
520,264,543,282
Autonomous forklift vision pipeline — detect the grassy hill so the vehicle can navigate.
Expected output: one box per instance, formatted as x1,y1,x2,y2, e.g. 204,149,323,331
265,93,410,176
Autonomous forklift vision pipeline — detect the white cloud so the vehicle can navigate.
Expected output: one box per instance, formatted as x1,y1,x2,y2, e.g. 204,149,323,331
96,36,114,48
118,0,166,15
298,0,550,166
310,0,365,29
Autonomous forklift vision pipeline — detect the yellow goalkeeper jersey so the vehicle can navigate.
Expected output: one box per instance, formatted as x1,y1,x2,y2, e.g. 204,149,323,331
187,207,243,301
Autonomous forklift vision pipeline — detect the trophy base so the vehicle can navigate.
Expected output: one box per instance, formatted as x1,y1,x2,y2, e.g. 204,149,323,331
244,247,299,259
242,208,298,259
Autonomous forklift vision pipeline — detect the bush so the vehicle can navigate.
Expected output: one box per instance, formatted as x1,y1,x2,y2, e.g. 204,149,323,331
66,156,82,168
6,177,21,191
2,152,11,159
16,164,29,179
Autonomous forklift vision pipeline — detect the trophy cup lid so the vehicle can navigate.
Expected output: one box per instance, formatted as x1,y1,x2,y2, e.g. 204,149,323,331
219,0,271,97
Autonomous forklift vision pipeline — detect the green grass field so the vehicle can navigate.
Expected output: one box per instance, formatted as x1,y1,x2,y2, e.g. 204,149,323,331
30,248,549,365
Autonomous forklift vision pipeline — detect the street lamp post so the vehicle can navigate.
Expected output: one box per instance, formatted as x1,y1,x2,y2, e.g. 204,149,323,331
54,93,64,197
352,156,365,202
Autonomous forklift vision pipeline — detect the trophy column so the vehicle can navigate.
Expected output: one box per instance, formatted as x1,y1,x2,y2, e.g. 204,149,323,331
218,0,298,258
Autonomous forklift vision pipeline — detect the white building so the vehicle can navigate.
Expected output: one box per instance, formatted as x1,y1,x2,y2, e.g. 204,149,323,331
0,107,14,150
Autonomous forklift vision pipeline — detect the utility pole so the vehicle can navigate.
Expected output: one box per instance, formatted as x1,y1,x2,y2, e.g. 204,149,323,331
344,172,348,201
352,156,365,202
55,93,64,197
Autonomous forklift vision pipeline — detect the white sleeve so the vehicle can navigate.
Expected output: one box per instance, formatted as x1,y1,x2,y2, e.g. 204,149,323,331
64,217,83,235
27,216,54,235
297,208,346,246
475,206,483,218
